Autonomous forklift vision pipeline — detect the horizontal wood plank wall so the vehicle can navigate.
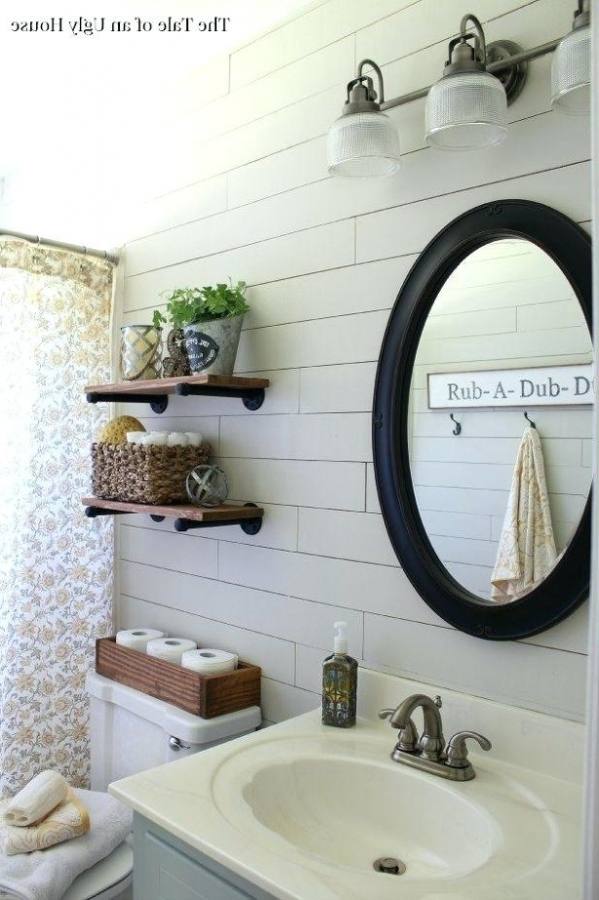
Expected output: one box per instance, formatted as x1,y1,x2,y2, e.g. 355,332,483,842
115,0,591,725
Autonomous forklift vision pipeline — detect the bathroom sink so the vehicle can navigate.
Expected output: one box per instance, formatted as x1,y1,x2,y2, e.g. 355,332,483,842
111,702,581,900
230,752,495,877
210,731,557,888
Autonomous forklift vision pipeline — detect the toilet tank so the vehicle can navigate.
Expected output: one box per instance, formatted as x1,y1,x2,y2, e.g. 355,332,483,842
86,671,261,791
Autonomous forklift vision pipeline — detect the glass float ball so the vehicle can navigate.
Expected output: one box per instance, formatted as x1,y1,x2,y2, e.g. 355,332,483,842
186,465,229,508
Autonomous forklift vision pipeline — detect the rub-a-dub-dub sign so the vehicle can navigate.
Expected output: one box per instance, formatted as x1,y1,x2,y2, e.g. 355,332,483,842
428,364,594,409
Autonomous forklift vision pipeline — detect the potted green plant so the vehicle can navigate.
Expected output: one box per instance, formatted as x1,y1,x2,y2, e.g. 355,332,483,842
153,281,249,376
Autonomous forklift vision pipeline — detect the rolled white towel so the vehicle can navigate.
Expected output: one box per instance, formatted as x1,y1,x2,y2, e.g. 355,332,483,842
3,772,68,827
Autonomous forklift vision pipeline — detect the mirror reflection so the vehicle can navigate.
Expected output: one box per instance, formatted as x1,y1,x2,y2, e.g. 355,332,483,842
409,239,593,604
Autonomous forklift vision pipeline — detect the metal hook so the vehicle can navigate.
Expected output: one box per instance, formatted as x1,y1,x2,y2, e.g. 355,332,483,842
450,413,462,436
524,411,536,429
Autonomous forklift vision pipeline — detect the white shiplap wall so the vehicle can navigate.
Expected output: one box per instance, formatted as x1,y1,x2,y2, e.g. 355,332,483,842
412,239,593,598
114,0,591,724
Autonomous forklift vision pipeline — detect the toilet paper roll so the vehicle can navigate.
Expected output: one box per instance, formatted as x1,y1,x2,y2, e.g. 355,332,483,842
146,637,197,665
181,648,238,675
116,628,166,652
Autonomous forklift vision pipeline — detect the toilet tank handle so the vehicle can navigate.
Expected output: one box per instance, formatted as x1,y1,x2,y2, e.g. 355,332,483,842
169,736,192,752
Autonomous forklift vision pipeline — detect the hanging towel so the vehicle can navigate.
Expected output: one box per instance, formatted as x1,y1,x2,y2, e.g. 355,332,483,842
491,425,557,602
0,789,131,900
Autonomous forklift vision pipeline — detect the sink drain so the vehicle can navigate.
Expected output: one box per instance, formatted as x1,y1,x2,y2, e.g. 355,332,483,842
373,856,406,876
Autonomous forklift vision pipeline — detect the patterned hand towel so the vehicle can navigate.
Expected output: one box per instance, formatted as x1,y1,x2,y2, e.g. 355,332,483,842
491,425,557,601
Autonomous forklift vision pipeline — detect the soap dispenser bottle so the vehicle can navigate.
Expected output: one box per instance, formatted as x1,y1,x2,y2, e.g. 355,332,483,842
322,621,358,728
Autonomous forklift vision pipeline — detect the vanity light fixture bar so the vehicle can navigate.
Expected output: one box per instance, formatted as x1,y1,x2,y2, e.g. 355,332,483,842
328,1,590,174
376,38,561,112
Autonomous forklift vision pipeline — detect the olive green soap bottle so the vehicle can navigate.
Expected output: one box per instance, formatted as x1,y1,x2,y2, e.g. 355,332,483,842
322,621,358,728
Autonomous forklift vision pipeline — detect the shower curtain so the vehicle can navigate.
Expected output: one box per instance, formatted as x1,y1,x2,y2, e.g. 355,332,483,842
0,240,114,795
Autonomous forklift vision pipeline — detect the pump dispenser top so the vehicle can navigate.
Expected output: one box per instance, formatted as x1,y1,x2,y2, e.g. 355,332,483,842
334,621,348,654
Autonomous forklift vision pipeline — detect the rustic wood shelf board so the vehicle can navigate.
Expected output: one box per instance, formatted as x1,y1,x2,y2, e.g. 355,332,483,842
85,374,269,412
83,498,264,535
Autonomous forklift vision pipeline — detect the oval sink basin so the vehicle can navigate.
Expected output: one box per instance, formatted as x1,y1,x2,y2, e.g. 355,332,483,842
238,754,497,878
210,732,557,887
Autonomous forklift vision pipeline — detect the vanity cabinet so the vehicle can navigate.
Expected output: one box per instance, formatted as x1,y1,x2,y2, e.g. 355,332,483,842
133,815,274,900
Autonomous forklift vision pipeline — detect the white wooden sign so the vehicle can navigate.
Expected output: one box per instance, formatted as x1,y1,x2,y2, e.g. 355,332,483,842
428,364,594,409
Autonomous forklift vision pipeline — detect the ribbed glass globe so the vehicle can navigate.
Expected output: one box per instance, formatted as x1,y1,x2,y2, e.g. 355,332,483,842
425,71,507,151
551,24,590,116
327,111,400,177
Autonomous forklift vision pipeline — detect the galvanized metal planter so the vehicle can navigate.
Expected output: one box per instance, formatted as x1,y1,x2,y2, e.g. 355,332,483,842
183,314,244,376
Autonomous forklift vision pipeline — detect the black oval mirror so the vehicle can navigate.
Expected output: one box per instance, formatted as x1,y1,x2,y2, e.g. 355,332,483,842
373,200,591,640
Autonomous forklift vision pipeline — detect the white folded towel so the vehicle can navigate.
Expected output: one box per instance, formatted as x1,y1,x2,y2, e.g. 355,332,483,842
0,789,132,900
3,772,68,827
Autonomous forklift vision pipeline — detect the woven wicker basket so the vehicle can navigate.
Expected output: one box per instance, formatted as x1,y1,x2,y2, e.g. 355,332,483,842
92,442,211,504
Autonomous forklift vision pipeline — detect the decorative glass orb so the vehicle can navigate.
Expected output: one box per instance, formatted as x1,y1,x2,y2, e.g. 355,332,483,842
186,465,229,508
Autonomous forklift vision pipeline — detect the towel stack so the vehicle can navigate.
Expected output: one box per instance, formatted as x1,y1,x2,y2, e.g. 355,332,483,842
0,773,132,900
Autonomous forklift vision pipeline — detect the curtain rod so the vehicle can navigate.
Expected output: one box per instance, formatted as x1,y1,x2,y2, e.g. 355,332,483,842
0,229,119,266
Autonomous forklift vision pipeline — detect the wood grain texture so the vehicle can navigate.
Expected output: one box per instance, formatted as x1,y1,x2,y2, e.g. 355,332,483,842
83,498,264,522
96,637,261,718
85,374,270,396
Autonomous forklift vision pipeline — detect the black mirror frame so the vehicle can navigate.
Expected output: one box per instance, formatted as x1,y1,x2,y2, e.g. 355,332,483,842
373,200,592,640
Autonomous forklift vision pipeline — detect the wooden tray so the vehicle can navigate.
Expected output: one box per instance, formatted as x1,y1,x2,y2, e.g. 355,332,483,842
96,637,261,719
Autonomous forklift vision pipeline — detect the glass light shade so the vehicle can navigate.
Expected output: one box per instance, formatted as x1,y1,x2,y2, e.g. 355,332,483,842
425,71,507,151
327,111,400,177
551,24,590,116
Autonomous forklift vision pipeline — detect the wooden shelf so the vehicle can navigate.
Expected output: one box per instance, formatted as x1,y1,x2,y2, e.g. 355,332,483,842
85,374,270,413
83,498,264,534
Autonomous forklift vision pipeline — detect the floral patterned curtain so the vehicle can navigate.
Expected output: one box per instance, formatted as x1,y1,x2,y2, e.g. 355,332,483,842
0,240,114,795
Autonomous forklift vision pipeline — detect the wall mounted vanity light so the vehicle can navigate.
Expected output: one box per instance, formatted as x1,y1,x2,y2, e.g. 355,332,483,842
327,2,591,175
425,15,508,151
328,60,401,176
551,0,591,115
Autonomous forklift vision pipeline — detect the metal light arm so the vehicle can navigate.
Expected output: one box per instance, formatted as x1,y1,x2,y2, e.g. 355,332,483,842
372,10,573,113
459,13,487,64
357,58,386,103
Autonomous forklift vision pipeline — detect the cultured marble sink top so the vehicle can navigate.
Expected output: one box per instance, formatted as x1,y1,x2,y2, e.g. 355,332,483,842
110,711,581,900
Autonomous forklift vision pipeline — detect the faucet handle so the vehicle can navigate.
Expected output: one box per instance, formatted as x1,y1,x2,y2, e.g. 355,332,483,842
378,708,395,720
446,731,492,769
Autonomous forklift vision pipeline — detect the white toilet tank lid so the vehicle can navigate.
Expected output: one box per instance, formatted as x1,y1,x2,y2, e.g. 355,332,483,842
86,671,261,745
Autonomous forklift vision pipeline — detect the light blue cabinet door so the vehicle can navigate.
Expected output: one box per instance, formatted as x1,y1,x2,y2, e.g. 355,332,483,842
145,833,249,899
133,815,274,900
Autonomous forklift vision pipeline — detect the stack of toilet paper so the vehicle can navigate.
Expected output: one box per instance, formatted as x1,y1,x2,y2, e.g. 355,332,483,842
116,629,238,672
126,431,203,447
